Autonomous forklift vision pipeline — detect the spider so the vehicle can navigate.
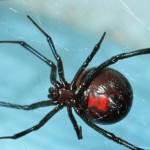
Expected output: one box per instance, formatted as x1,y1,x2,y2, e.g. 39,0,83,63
0,16,149,150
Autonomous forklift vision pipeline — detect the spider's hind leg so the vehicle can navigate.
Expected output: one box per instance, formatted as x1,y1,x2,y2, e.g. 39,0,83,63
67,107,82,139
75,107,144,150
71,32,106,89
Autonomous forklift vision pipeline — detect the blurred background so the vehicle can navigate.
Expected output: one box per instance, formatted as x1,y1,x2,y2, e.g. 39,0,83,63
0,0,149,150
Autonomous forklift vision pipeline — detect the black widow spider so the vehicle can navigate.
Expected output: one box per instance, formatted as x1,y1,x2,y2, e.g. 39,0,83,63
0,16,149,150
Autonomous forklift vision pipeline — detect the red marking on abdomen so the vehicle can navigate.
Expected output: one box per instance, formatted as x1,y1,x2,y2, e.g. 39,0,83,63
88,93,109,112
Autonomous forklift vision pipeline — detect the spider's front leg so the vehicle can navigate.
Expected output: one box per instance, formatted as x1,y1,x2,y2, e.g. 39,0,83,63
0,104,63,139
27,16,67,86
0,99,57,110
0,40,60,88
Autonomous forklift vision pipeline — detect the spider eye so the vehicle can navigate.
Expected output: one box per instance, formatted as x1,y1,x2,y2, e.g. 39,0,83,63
48,88,59,99
81,68,133,124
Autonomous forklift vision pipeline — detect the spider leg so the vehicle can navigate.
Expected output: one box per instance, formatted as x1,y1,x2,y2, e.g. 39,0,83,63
76,48,150,96
0,104,63,139
71,32,106,89
0,100,58,110
0,41,60,88
67,107,82,139
27,16,67,86
75,107,143,150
